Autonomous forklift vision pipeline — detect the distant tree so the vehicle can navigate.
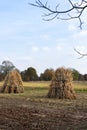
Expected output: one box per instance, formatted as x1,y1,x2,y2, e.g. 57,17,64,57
71,69,80,81
40,68,54,81
39,73,44,81
21,70,26,81
83,74,87,81
0,60,15,76
21,67,38,81
78,73,84,81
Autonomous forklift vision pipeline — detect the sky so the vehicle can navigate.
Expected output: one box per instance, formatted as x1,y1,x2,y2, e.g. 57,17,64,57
0,0,87,75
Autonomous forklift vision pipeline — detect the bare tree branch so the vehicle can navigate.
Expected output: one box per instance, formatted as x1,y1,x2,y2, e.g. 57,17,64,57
30,0,87,29
30,1,87,58
74,48,87,59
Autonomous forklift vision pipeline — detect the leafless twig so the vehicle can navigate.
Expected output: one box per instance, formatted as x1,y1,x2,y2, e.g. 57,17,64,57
74,48,87,59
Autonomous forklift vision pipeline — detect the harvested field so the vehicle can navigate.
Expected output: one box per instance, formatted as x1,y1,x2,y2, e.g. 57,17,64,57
0,81,87,130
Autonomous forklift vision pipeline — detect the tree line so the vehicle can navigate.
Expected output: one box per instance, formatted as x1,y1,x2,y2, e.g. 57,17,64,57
21,68,87,81
0,60,86,81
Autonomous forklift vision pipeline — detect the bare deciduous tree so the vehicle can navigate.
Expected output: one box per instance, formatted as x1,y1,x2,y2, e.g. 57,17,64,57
30,0,87,29
30,0,87,57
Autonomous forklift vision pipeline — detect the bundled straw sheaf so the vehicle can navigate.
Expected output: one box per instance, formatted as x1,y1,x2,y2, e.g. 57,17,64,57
47,67,76,99
0,69,24,93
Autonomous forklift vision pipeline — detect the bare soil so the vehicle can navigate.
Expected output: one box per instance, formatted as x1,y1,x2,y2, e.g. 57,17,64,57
0,93,87,130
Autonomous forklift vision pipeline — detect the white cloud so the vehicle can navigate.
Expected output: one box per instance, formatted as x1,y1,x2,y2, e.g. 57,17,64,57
76,30,87,38
32,46,39,52
68,23,77,32
71,29,87,48
0,56,10,61
42,46,50,52
56,45,62,51
0,55,32,62
55,38,68,45
16,56,32,61
40,34,50,40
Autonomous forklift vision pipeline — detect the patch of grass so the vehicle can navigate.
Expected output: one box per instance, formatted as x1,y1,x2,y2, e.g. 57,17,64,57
23,81,50,88
0,81,87,99
73,81,87,92
22,81,50,98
